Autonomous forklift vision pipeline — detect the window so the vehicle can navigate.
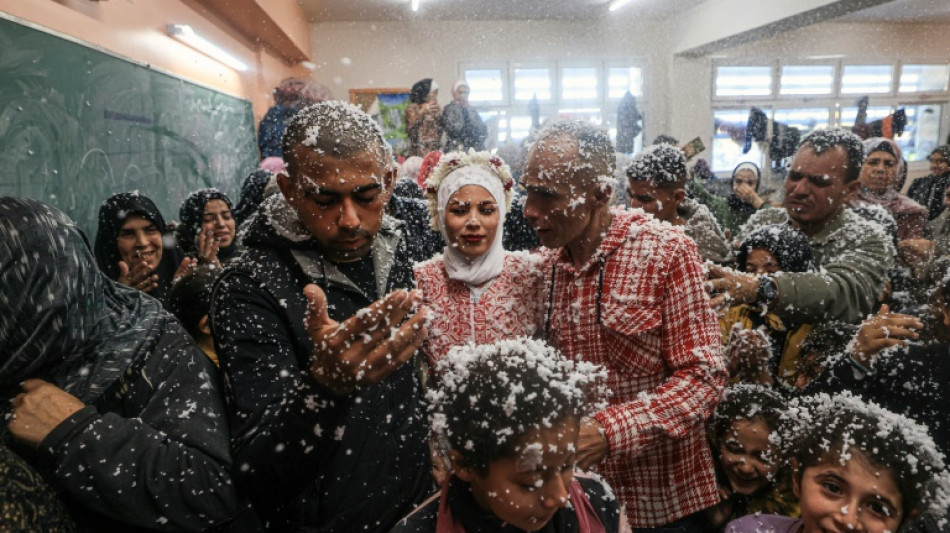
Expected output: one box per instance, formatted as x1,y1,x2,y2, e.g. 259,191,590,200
897,104,943,162
464,68,505,103
514,68,551,101
840,65,893,94
712,59,949,175
715,66,772,97
779,65,834,96
461,59,647,149
561,67,598,101
712,109,766,172
773,108,830,136
608,67,643,98
507,115,537,143
839,105,893,127
900,64,950,93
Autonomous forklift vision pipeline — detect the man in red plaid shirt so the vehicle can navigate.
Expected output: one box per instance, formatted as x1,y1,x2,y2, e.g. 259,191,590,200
522,120,727,530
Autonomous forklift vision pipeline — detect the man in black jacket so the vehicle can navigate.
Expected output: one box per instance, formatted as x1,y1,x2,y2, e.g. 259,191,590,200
211,101,432,531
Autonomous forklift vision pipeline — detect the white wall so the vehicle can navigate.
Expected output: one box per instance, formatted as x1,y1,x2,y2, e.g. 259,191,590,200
309,18,675,139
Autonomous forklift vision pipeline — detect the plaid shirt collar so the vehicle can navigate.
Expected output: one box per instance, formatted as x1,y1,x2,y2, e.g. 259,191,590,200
554,208,640,275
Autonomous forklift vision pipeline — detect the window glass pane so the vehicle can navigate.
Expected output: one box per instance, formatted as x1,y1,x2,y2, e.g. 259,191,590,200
715,66,772,97
839,106,893,128
561,68,598,101
841,65,893,94
514,68,551,101
477,110,504,147
557,108,602,125
508,115,536,143
464,69,504,102
608,67,643,98
779,65,834,95
774,108,830,137
712,109,765,172
899,64,950,93
896,104,943,162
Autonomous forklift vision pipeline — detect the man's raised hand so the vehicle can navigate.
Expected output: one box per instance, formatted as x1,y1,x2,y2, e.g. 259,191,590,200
303,284,429,395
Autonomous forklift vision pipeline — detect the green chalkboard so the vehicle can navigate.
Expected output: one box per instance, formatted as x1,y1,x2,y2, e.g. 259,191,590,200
0,14,258,235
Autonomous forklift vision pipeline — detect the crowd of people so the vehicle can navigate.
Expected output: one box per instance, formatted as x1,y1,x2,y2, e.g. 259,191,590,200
2,91,950,533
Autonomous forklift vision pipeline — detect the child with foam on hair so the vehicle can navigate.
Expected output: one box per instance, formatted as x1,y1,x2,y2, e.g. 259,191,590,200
392,337,625,533
720,224,815,387
726,391,950,533
705,384,798,531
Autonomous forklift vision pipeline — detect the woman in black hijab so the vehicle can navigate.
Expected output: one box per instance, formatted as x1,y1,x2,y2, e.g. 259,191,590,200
233,169,272,227
93,192,185,304
0,197,236,531
177,188,240,265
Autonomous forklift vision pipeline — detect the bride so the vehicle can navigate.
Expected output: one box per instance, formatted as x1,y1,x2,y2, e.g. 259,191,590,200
414,150,545,366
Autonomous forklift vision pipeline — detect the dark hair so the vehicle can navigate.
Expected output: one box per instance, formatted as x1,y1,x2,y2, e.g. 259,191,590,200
736,224,813,273
930,145,950,162
281,101,392,174
430,338,604,474
798,128,865,183
652,134,679,146
626,143,687,189
708,384,785,449
534,119,616,186
176,188,233,255
782,393,950,522
167,264,220,338
410,78,434,105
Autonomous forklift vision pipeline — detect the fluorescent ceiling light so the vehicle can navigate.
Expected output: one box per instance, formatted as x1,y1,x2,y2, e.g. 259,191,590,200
806,54,846,60
166,24,248,72
609,0,634,12
411,0,420,11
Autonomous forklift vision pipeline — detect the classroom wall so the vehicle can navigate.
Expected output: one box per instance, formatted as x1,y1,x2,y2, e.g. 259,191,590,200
0,0,311,126
307,18,674,139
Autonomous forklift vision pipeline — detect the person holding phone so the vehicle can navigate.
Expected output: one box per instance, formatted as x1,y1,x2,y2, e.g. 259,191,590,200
407,78,442,157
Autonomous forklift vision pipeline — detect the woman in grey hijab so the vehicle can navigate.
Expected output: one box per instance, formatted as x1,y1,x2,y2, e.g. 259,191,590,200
0,197,236,532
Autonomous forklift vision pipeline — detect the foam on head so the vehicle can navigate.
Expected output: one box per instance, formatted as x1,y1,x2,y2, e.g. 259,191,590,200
281,100,393,174
625,143,688,189
428,337,607,474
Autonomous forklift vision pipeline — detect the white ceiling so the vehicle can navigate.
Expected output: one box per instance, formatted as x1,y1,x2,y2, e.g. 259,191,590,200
299,0,708,22
836,0,950,23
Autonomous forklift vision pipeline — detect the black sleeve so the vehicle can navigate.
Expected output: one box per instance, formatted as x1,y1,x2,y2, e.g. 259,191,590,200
211,269,353,511
39,328,237,532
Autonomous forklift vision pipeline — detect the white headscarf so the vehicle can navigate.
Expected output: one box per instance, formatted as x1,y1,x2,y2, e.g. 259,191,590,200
436,165,507,286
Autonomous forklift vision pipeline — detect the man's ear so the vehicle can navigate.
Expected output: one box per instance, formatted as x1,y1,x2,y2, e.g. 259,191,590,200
277,172,296,205
673,187,687,207
382,165,398,199
591,181,613,207
447,450,477,482
198,315,212,336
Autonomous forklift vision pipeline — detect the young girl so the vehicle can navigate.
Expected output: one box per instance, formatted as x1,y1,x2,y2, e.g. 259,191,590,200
392,338,624,533
706,384,798,531
726,391,950,533
720,224,814,386
414,150,545,367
